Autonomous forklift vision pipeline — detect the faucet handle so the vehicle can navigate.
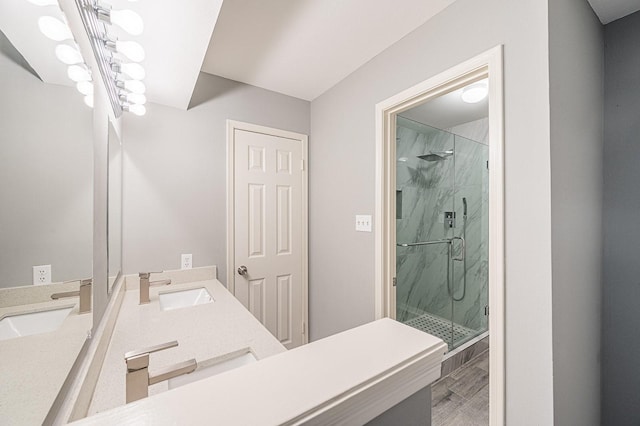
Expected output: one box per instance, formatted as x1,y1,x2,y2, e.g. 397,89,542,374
139,271,163,279
124,340,179,361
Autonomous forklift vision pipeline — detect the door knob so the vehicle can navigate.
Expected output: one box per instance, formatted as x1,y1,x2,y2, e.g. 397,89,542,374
237,265,248,276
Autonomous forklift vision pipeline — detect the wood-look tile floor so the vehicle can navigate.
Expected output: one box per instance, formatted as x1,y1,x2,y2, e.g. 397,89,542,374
432,349,489,426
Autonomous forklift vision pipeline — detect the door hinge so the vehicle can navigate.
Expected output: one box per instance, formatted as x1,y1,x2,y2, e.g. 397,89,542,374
301,159,305,170
393,277,397,287
484,305,489,316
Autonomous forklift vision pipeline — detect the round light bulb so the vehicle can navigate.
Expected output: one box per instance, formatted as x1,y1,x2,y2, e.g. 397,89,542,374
122,79,145,94
76,81,94,96
461,80,489,104
115,40,145,62
67,65,91,82
55,44,83,65
119,62,145,80
27,0,59,6
126,104,146,116
110,9,144,36
84,95,94,108
125,93,146,105
38,16,72,41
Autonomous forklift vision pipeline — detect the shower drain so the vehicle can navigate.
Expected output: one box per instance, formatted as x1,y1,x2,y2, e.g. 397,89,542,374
403,313,475,349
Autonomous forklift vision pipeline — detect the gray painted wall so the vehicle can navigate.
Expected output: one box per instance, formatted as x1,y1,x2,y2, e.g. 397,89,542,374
309,0,555,422
549,0,604,424
121,73,310,284
602,10,640,425
0,31,93,288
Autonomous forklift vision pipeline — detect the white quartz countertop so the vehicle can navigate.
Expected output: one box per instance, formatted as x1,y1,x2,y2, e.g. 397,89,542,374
88,278,286,415
0,299,91,426
76,318,446,425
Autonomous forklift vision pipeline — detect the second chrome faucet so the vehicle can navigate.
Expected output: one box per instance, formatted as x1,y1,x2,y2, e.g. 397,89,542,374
138,272,171,304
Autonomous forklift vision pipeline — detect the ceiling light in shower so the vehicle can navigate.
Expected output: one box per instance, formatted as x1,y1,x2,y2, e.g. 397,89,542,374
38,16,72,41
76,81,94,96
461,80,488,104
55,44,83,65
67,64,91,82
95,4,144,36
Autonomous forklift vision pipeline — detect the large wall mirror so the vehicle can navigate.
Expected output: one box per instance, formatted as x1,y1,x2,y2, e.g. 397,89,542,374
0,13,96,424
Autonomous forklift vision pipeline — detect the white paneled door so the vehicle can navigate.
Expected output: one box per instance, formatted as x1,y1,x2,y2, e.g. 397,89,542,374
228,121,308,349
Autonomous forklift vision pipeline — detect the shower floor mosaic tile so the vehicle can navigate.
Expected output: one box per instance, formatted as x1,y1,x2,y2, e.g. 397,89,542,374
404,312,476,349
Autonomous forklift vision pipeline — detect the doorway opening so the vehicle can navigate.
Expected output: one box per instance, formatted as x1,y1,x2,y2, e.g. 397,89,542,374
374,46,504,424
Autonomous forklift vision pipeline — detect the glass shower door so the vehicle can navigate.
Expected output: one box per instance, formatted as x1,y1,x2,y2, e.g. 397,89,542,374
451,134,489,347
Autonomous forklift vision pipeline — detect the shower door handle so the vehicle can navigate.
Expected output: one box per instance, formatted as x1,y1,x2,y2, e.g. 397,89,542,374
451,237,465,261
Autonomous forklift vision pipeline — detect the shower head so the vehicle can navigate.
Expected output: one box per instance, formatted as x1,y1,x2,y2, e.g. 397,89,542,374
417,150,454,162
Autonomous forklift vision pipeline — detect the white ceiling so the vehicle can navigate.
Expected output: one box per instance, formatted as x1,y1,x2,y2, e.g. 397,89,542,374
587,0,640,24
201,0,456,101
398,84,488,130
106,0,224,110
1,0,224,110
0,0,71,87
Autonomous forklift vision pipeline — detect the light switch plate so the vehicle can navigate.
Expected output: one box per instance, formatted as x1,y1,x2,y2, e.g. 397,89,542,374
33,264,52,285
356,215,372,232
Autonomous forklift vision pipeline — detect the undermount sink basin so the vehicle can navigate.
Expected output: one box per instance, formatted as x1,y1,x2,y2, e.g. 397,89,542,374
168,351,257,390
158,287,214,311
0,307,73,341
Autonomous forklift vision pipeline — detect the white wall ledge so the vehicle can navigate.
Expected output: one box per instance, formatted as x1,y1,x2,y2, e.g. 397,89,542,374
73,318,446,425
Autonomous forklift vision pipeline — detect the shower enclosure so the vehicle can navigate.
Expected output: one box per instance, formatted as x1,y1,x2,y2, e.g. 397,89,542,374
396,116,488,351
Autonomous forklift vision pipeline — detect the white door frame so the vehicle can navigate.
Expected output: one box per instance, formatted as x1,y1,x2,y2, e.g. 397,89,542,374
374,46,505,425
226,120,309,343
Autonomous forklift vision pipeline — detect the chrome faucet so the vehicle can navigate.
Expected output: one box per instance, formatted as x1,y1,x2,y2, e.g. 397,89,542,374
139,272,171,304
124,341,197,403
51,278,92,314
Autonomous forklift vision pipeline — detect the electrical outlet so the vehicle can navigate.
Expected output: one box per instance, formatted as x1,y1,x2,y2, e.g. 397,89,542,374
181,254,193,270
33,264,52,285
355,215,372,232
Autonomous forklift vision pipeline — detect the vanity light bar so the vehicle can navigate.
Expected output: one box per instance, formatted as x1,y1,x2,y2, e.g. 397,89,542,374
75,0,146,116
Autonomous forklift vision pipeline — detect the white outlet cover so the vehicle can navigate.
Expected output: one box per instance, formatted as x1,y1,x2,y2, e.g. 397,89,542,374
355,215,372,232
181,254,193,270
33,264,52,285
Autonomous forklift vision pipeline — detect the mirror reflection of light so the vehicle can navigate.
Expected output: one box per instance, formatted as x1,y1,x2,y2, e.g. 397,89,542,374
76,81,94,96
55,45,83,65
461,79,489,104
67,65,91,82
397,157,409,162
38,16,72,41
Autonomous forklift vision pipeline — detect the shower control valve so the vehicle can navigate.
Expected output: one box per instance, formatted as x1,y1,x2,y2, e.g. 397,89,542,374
444,212,456,228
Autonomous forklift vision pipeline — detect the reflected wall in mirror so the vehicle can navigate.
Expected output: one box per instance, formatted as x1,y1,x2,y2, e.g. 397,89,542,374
0,23,93,425
108,123,122,293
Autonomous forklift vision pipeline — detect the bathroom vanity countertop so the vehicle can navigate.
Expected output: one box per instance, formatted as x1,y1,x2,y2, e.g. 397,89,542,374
88,278,287,415
0,299,91,425
76,318,447,425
